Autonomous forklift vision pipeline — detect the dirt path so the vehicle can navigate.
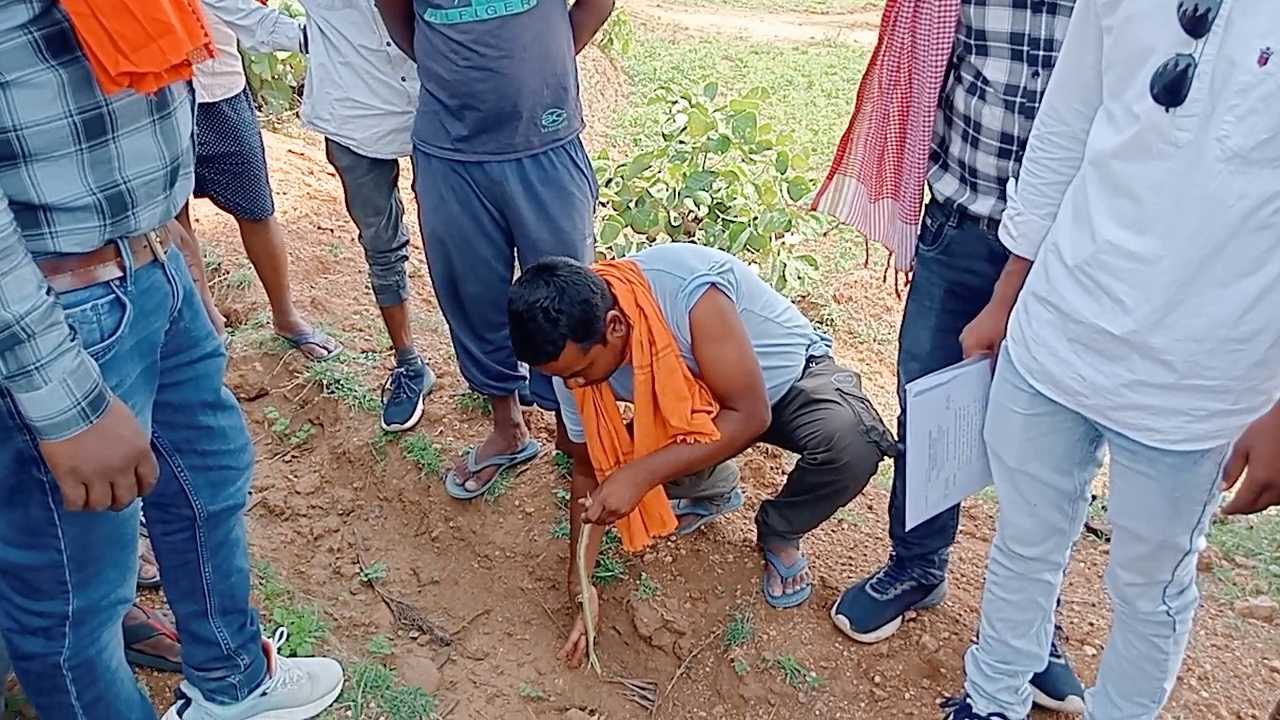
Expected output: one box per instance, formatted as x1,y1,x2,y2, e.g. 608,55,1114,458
625,0,882,46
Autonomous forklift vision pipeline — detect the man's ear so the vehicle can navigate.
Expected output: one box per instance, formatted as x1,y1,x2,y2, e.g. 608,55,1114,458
605,309,627,341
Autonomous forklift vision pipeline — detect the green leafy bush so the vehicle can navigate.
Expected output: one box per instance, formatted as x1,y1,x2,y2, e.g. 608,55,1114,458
593,84,823,294
242,0,307,116
594,8,636,60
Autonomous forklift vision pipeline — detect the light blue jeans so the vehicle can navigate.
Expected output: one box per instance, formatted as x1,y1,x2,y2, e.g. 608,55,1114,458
0,244,267,718
964,348,1227,719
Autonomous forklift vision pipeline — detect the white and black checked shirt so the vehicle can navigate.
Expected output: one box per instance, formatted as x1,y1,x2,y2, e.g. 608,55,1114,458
0,0,194,441
928,0,1076,221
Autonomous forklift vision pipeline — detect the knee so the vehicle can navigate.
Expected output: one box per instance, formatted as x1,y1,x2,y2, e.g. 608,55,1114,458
803,406,885,487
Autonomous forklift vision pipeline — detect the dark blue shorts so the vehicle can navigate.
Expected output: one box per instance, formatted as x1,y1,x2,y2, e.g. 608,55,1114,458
192,87,275,221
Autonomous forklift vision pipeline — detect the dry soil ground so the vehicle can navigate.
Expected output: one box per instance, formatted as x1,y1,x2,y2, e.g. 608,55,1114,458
7,16,1280,720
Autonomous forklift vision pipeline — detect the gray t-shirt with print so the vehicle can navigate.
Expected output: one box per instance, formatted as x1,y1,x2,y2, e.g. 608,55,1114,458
411,0,583,161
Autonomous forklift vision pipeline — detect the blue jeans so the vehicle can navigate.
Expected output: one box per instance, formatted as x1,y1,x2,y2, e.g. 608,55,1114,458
0,245,266,718
889,199,1009,583
965,348,1226,718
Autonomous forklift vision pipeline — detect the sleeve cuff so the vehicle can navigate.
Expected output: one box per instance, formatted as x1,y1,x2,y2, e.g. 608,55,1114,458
11,348,112,442
997,176,1053,261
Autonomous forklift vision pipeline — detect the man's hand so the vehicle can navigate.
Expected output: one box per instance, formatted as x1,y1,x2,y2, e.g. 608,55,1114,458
958,300,1012,360
579,464,649,526
557,586,599,667
1221,405,1280,516
39,397,158,511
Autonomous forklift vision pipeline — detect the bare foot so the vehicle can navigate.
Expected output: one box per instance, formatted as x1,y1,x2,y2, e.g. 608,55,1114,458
274,314,341,361
449,397,529,494
763,543,813,600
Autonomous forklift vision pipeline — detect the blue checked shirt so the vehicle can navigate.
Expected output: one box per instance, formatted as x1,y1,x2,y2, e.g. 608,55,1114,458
928,0,1076,221
0,0,194,442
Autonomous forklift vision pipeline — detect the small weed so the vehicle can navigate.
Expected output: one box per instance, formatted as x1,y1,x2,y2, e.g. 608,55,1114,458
369,431,396,465
552,450,573,477
592,553,627,587
359,560,389,584
270,603,329,657
517,682,548,701
633,572,661,600
226,309,270,340
553,487,572,507
306,353,381,413
732,657,751,676
549,515,570,540
252,560,289,607
400,434,446,478
366,634,393,657
832,507,866,526
1209,508,1280,598
329,242,344,258
454,390,492,415
872,461,893,490
263,406,314,448
227,266,256,291
483,468,515,503
722,606,754,649
202,247,224,275
774,654,821,690
337,659,436,720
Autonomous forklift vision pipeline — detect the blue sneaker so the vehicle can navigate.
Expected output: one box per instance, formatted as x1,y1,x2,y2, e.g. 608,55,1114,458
829,560,948,643
940,694,1018,719
380,362,436,433
1029,629,1086,714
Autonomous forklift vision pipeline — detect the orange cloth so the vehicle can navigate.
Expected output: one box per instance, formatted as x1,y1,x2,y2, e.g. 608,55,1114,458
571,259,722,553
59,0,216,96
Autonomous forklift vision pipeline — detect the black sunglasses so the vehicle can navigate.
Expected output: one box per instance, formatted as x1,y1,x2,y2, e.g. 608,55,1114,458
1149,0,1222,111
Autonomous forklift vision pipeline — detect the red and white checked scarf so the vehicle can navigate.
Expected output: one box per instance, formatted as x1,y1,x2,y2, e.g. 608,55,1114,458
812,0,962,273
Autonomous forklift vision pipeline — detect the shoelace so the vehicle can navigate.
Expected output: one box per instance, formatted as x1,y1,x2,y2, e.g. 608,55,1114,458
261,627,307,694
384,366,418,404
866,559,922,599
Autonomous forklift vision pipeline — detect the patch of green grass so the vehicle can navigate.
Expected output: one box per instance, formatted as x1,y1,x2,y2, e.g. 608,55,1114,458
252,561,329,658
306,352,382,413
400,434,447,478
591,527,628,587
633,572,662,600
774,654,822,690
1209,509,1280,598
517,682,548,701
832,507,867,526
552,450,573,477
553,487,572,507
722,605,755,649
871,460,893,490
226,266,256,291
359,560,389,584
202,247,224,276
329,242,344,258
549,514,571,540
263,405,315,448
611,33,869,166
366,633,394,658
337,659,436,720
369,430,396,465
732,657,751,676
454,390,492,415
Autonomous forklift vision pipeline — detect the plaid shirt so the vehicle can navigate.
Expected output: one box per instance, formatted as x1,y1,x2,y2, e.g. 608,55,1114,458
928,0,1076,221
0,0,193,441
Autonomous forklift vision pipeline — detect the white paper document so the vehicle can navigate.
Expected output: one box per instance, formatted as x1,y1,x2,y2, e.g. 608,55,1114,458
903,355,995,531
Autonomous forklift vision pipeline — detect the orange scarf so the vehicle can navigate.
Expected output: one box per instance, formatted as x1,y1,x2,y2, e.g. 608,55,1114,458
571,260,722,553
59,0,216,96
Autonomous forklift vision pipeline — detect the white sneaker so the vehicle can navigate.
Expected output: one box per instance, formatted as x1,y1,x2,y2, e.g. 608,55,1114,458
162,628,343,719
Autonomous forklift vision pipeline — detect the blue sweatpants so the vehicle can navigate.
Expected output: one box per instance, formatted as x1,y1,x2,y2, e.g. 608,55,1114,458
412,137,598,410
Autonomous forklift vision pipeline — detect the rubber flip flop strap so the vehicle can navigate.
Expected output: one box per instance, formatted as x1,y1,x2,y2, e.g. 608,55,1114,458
465,439,539,473
763,550,809,580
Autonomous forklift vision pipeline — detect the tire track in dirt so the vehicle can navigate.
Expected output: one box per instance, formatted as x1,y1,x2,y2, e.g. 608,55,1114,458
625,0,882,46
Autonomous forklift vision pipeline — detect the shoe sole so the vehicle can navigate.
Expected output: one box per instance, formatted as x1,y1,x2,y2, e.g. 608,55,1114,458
380,394,425,433
160,681,344,720
829,581,948,644
1032,686,1086,715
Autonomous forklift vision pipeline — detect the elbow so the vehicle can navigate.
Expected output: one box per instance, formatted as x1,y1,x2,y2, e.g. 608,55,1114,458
742,401,771,441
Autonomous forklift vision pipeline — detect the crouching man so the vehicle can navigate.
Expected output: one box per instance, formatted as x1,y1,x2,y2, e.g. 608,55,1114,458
507,244,896,664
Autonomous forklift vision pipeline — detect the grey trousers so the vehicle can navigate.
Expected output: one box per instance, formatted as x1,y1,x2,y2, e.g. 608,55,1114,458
324,139,412,310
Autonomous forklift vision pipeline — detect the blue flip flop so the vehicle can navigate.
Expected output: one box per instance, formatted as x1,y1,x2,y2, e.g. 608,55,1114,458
444,438,541,500
671,488,745,536
761,549,813,609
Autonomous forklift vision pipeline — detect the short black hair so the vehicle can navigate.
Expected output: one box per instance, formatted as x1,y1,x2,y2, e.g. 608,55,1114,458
508,256,613,367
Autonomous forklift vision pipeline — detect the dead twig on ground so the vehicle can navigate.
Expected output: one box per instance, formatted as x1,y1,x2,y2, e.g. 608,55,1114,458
651,631,715,718
353,529,453,647
449,608,488,637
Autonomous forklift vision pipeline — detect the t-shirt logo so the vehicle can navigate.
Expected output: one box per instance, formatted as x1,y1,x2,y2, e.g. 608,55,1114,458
423,0,537,25
540,107,568,132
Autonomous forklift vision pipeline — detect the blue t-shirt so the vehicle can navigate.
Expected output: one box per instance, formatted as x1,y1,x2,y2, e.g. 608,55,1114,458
556,244,833,444
410,0,583,161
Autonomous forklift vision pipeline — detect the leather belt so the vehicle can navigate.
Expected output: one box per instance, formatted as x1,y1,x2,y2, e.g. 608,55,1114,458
37,220,177,294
